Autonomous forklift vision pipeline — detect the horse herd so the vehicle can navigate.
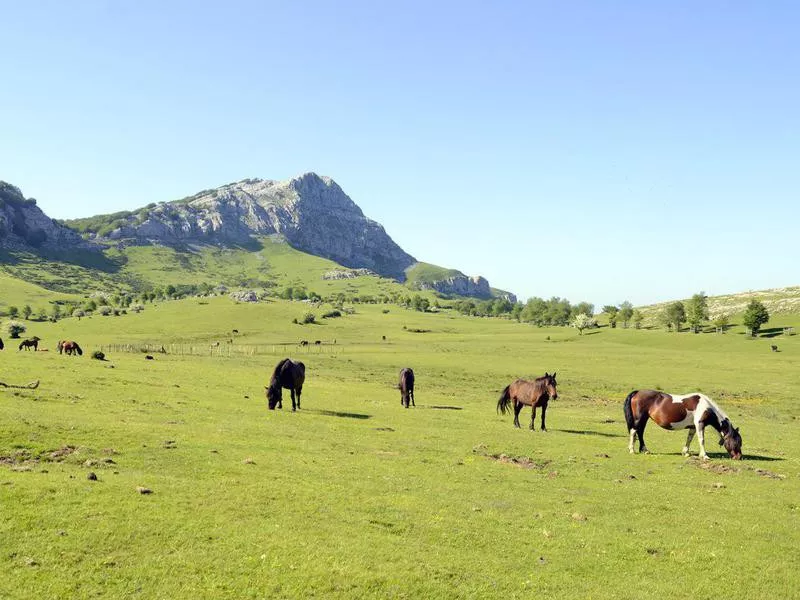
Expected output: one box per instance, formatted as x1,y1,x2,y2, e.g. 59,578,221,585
0,336,83,355
264,358,744,461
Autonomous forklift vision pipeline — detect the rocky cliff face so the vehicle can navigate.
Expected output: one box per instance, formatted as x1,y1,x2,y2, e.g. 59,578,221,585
83,173,416,279
0,182,91,251
415,274,493,299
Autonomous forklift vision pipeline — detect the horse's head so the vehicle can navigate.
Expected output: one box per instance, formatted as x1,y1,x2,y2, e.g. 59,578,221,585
265,384,282,410
720,425,743,460
544,372,558,400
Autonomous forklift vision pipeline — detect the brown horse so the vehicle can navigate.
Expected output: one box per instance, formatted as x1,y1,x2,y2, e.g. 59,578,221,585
624,390,742,460
497,372,558,430
18,337,40,351
398,368,415,408
266,358,306,411
57,340,83,356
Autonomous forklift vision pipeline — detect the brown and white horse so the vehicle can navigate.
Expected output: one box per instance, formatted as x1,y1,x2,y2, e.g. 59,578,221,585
624,390,742,460
497,372,558,430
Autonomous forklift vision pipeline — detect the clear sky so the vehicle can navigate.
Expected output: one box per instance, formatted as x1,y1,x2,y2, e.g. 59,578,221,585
2,1,798,307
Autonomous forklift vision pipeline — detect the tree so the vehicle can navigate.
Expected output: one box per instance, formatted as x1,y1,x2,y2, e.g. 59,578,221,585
572,302,595,318
742,300,769,336
632,310,644,330
685,292,709,333
50,304,62,322
572,313,595,335
5,320,26,339
618,301,634,328
662,301,686,331
7,306,19,318
22,304,32,320
602,305,619,328
712,313,730,332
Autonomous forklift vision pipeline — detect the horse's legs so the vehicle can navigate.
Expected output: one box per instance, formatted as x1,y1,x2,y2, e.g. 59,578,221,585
635,415,649,453
296,387,301,410
513,401,522,428
290,389,297,411
628,428,637,453
410,389,415,407
697,424,708,460
682,429,696,457
540,404,548,432
530,405,537,430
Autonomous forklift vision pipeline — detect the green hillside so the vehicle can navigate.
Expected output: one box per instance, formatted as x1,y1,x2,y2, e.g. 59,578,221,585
404,261,465,285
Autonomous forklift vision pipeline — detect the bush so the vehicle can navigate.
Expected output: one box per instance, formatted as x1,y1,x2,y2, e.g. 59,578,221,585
130,304,145,313
72,309,86,319
5,320,26,338
301,312,316,324
98,306,113,316
91,350,106,360
322,310,342,319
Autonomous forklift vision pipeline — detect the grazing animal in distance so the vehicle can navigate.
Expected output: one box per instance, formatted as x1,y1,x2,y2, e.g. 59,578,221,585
497,372,558,430
145,355,154,360
266,358,306,411
232,329,239,334
771,345,778,352
624,390,742,460
398,368,415,408
57,340,83,356
314,340,321,345
18,337,41,351
382,335,386,341
0,337,4,350
299,340,309,347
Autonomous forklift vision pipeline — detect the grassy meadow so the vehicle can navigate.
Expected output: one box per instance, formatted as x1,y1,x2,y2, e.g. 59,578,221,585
1,295,799,599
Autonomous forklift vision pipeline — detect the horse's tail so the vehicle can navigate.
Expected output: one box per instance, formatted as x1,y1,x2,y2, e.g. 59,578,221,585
497,385,512,415
624,390,638,432
74,342,83,356
57,340,63,354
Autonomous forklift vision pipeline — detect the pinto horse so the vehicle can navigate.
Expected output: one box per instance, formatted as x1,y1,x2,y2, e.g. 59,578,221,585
18,337,40,351
624,390,742,460
398,368,415,408
497,372,558,430
266,358,305,411
57,340,83,356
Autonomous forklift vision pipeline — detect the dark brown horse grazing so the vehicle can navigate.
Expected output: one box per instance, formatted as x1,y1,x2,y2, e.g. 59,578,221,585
624,390,742,460
266,358,306,411
18,337,40,351
0,337,4,350
497,372,558,430
57,340,83,356
398,368,415,408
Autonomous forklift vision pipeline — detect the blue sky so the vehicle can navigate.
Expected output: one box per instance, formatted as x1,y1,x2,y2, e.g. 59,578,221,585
2,1,798,307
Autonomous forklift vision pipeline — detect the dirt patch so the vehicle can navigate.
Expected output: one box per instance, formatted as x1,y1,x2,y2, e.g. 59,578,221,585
49,446,78,461
694,460,740,475
488,453,551,470
753,468,786,480
1,445,79,468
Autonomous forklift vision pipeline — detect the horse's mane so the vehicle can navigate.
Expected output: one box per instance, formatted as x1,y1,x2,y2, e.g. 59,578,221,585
532,376,549,396
270,358,291,386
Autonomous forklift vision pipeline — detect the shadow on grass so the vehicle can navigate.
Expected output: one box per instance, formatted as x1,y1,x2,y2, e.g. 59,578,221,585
659,451,784,461
311,409,371,420
758,327,786,339
553,428,625,438
422,405,463,410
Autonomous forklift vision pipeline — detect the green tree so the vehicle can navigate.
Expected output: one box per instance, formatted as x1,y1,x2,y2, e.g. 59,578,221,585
712,313,730,332
618,301,634,328
22,304,32,320
685,292,709,333
742,300,769,336
572,313,595,335
572,302,595,318
632,310,644,330
7,305,19,318
5,320,26,338
662,301,686,331
602,305,619,328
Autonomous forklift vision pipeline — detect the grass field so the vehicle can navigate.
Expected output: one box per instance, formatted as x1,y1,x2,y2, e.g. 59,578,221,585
1,297,799,599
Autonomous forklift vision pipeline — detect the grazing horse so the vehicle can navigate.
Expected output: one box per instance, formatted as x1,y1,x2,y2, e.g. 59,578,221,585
18,337,40,351
398,368,415,408
497,372,558,430
57,340,83,356
624,390,742,460
0,337,4,350
266,358,306,411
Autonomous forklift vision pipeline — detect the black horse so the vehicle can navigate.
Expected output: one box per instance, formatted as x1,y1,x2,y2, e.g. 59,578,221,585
0,337,4,350
398,368,415,408
18,337,41,351
266,358,306,411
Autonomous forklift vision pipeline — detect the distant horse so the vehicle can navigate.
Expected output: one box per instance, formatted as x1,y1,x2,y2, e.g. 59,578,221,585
266,358,306,411
18,337,41,351
0,337,4,350
497,372,558,430
398,368,415,408
771,345,779,352
299,340,309,347
57,340,83,356
624,390,742,460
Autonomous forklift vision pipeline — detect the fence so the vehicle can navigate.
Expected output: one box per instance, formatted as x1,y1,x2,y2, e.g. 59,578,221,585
97,342,342,358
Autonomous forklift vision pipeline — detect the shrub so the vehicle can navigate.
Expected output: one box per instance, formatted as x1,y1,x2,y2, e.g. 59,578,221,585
130,304,145,313
98,306,113,316
5,320,26,338
322,310,342,319
91,350,106,360
72,309,86,319
301,312,316,324
382,309,390,314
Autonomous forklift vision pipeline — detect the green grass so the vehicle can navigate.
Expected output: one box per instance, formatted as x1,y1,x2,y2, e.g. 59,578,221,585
404,261,464,285
1,297,799,598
